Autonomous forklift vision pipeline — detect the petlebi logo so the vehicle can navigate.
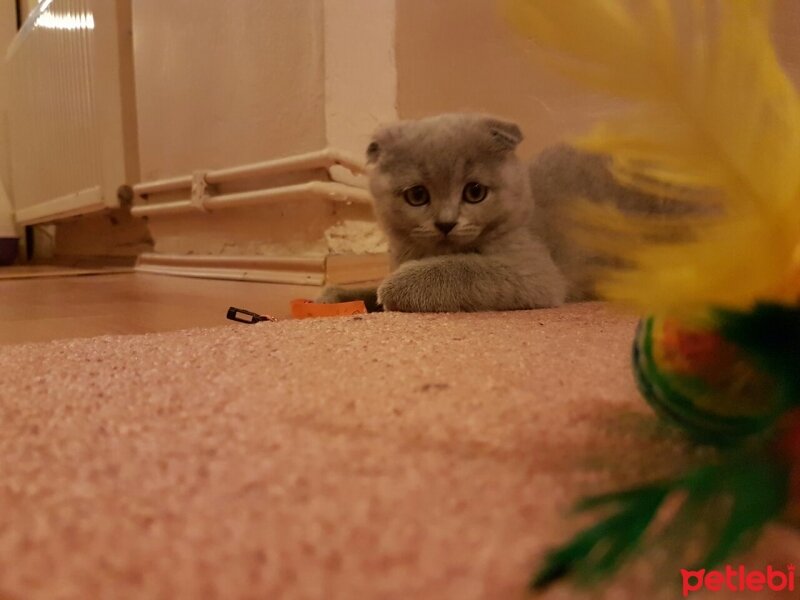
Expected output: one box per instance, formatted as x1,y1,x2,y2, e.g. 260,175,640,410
682,565,797,596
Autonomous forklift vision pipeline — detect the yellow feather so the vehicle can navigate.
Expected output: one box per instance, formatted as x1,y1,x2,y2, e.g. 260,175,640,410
504,0,800,314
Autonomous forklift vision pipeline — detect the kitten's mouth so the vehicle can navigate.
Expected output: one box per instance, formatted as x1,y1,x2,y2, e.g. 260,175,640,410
438,231,480,246
408,226,482,245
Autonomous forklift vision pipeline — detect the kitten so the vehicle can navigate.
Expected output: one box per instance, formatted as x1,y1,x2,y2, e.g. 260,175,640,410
320,113,680,311
319,113,567,312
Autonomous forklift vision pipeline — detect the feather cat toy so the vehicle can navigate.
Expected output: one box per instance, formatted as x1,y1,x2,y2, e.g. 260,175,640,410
504,0,800,590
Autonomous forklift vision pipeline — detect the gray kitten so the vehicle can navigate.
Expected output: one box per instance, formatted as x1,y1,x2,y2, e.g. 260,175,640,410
320,113,567,312
319,113,669,311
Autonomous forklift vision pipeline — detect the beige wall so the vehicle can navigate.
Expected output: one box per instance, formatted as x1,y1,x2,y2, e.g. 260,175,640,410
323,0,397,160
395,0,615,161
396,0,800,161
132,0,327,182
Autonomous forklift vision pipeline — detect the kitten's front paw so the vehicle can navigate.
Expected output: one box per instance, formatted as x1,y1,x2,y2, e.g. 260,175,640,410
376,279,398,311
377,267,432,312
377,273,414,312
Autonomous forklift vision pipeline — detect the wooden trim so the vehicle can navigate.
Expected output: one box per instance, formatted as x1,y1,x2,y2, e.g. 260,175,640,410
133,252,389,286
0,265,133,280
325,253,389,285
135,253,326,286
14,186,105,225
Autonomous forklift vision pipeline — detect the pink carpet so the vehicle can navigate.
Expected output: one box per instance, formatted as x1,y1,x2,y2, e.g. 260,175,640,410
1,303,798,599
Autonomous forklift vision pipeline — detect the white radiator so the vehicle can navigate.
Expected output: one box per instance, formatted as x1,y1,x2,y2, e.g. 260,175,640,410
5,0,137,225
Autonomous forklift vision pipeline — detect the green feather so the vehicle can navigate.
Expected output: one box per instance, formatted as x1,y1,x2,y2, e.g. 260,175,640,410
531,486,668,590
531,456,789,591
689,461,788,567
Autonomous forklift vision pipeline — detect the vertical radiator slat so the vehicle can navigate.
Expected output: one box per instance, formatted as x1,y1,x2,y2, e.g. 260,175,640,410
6,0,133,225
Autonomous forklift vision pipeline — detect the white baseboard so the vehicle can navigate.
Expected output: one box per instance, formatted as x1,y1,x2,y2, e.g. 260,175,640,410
136,253,326,285
135,252,390,286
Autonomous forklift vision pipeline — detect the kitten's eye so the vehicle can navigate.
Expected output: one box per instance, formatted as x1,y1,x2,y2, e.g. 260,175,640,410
462,182,488,204
403,185,430,207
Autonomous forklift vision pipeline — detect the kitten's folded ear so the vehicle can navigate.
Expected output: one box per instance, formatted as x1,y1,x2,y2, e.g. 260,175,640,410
366,125,393,164
366,140,381,164
485,118,524,152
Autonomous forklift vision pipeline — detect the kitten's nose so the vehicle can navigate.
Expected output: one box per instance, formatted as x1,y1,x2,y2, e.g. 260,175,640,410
435,221,457,235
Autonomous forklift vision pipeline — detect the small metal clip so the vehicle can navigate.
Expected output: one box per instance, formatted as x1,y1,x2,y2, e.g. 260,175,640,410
226,307,276,324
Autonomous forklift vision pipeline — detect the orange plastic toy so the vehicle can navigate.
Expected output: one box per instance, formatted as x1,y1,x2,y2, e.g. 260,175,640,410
290,299,367,319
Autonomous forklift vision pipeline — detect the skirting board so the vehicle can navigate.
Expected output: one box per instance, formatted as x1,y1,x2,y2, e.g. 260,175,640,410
136,253,326,285
135,252,390,286
0,265,134,280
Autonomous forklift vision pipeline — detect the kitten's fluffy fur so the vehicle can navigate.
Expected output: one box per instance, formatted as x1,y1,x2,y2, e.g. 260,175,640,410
319,113,617,312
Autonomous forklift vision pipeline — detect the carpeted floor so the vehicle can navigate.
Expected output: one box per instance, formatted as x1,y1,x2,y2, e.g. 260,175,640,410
1,303,798,600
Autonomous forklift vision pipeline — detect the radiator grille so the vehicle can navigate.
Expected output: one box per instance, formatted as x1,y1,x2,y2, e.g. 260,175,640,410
6,0,134,224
